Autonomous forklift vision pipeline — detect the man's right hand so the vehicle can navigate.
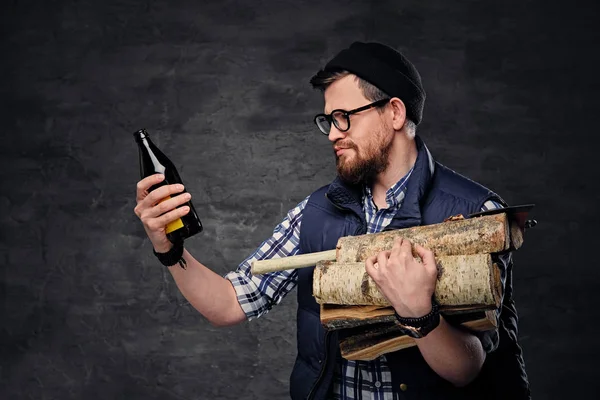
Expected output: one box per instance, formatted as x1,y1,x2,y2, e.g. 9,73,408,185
134,174,192,253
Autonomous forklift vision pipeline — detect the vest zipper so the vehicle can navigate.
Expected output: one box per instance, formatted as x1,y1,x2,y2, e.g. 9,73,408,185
306,330,332,400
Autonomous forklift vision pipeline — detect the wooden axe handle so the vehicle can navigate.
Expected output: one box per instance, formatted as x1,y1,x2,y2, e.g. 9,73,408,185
251,249,337,274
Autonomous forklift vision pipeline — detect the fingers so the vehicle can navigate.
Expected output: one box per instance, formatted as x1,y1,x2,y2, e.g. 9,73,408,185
390,237,414,264
136,174,165,202
365,250,390,278
133,174,192,249
365,254,378,276
377,250,391,269
400,238,412,254
365,254,378,267
135,187,190,221
146,205,191,232
146,191,191,219
136,182,186,214
390,237,404,258
413,243,434,263
147,183,186,205
414,244,438,275
134,175,188,220
366,239,430,278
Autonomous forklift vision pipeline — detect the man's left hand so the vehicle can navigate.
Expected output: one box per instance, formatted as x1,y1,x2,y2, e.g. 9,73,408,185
365,237,438,318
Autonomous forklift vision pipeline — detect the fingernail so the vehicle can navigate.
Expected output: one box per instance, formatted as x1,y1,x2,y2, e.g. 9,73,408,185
177,184,184,190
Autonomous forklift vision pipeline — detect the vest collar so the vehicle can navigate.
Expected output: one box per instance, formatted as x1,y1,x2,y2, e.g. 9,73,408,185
325,135,435,229
385,135,435,230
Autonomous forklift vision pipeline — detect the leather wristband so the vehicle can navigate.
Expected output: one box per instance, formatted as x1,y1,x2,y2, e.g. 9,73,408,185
153,240,187,269
394,298,440,338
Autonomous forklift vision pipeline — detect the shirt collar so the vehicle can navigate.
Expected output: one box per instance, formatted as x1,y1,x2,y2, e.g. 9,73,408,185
325,135,435,222
363,165,415,210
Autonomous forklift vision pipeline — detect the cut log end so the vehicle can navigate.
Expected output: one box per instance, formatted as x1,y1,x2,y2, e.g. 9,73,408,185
510,220,524,250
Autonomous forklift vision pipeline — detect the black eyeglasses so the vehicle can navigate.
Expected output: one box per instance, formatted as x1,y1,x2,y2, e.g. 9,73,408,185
313,98,390,135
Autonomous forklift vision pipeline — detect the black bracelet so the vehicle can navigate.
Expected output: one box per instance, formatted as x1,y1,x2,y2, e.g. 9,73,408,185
394,300,440,325
393,298,440,338
153,240,187,269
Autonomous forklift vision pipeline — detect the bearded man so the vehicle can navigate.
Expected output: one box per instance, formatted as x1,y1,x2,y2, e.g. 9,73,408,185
134,41,531,399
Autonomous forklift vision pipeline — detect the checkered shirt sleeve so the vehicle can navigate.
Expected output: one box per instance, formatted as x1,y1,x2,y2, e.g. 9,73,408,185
224,196,309,320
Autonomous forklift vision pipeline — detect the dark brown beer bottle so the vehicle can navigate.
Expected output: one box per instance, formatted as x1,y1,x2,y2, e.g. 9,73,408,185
134,128,203,243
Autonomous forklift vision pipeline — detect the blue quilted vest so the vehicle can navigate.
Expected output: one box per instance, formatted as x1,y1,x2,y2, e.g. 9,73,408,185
289,136,530,399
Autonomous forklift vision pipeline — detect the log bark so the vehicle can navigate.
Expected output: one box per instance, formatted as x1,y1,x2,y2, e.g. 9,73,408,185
251,213,509,274
335,213,509,263
339,310,497,361
313,256,502,309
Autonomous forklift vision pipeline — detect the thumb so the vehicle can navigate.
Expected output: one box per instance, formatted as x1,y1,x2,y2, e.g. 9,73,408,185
365,255,379,279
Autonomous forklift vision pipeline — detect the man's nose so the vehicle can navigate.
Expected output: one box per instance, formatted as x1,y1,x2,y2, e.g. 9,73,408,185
328,124,346,143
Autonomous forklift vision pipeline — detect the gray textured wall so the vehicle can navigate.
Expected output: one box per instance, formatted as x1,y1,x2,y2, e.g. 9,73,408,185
2,0,599,399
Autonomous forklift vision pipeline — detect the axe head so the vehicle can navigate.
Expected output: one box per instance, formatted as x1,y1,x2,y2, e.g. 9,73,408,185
468,204,537,232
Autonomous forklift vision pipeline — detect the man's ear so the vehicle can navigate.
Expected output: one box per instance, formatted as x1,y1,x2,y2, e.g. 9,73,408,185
388,97,407,131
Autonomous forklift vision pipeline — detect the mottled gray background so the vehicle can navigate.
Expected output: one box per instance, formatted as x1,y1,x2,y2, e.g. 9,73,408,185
1,0,599,399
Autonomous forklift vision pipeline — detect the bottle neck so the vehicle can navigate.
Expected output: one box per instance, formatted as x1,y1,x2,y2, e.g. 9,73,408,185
133,129,149,141
137,133,166,174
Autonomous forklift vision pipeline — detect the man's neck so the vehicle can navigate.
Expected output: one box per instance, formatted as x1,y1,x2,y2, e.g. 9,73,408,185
370,136,418,210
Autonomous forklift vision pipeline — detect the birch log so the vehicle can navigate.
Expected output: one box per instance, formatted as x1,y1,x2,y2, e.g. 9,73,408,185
335,213,509,263
313,255,502,308
252,213,509,275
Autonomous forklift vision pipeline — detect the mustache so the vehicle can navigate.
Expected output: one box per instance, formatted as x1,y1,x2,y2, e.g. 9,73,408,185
333,140,358,151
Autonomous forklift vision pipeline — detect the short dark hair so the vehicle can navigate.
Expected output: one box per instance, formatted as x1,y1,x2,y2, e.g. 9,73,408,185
310,69,417,135
310,69,389,104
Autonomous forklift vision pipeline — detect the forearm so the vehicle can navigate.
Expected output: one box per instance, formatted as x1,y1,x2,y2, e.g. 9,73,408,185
415,316,485,387
166,248,247,327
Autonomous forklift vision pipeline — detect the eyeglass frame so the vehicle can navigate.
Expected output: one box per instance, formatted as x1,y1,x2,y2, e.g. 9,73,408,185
313,98,391,135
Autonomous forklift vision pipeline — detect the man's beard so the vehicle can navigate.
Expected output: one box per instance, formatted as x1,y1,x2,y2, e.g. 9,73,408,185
335,129,393,185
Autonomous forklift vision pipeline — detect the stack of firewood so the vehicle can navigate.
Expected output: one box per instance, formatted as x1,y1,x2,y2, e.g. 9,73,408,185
253,212,528,361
